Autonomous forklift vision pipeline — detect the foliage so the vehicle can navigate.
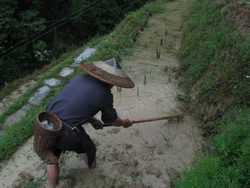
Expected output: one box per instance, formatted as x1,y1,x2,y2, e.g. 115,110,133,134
174,108,250,188
175,0,250,187
177,0,250,121
0,0,153,88
0,112,36,160
0,56,75,161
20,178,45,188
0,55,74,125
33,40,51,62
0,0,47,87
85,0,165,62
51,39,69,58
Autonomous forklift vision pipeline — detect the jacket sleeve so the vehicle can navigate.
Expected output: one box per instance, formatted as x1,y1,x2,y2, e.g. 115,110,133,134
100,93,117,123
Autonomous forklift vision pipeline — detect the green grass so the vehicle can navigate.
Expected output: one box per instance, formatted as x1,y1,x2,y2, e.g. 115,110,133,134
85,0,166,63
0,58,76,160
174,107,250,188
20,177,45,188
174,0,250,187
245,0,250,8
178,0,250,108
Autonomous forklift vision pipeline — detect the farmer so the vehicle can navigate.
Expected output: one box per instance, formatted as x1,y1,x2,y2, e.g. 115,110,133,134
43,58,134,188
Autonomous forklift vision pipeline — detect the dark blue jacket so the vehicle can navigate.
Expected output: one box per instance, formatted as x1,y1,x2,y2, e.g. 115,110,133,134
46,74,117,127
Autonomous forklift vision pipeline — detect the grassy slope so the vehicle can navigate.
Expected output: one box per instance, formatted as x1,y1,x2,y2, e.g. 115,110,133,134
174,0,250,187
1,0,249,187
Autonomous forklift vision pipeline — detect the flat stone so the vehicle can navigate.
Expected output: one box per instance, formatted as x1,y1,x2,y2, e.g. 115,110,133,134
59,68,74,77
3,105,32,126
44,78,61,86
21,104,32,112
4,109,27,126
74,47,96,63
28,86,50,105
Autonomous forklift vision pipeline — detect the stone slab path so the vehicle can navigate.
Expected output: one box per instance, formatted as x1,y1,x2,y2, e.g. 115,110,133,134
1,48,96,132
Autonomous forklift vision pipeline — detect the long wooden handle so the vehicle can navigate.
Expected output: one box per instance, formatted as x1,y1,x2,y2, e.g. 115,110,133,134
131,114,183,124
104,114,183,126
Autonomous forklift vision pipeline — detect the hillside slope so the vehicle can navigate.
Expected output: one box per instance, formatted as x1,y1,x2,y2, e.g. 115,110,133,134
0,0,203,187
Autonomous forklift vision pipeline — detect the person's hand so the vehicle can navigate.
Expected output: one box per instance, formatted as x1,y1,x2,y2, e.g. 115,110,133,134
110,117,132,128
89,118,103,130
122,118,132,128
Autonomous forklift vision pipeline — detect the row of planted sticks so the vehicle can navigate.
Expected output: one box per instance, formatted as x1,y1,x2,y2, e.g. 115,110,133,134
117,71,169,97
117,86,146,97
116,30,179,94
156,29,180,59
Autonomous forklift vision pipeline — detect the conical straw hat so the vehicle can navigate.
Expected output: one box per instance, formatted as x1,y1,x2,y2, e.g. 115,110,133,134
81,58,134,88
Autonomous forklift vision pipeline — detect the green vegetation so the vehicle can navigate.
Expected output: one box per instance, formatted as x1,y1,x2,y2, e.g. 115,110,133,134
0,54,76,160
175,108,250,187
178,0,250,111
0,54,75,126
0,0,166,161
86,0,165,63
174,0,250,187
0,0,152,88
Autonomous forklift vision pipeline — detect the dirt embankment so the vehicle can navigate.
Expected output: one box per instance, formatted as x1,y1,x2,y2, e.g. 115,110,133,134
0,0,204,187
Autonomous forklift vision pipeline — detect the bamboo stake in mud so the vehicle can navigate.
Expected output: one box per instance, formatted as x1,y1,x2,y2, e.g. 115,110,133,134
137,86,139,96
160,38,163,45
156,50,161,58
164,65,168,72
165,29,168,36
144,75,147,85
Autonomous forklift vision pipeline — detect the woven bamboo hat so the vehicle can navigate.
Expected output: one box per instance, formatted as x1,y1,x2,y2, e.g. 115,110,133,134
81,58,134,88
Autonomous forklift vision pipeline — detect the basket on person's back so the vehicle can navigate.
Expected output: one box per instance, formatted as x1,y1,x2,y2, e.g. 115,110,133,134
33,111,62,164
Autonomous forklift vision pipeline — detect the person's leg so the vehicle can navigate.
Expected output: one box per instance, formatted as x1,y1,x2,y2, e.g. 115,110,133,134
83,153,96,169
46,147,62,188
77,128,97,169
47,163,59,188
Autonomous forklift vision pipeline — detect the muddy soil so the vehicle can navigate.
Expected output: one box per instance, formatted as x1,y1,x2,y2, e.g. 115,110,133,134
0,0,203,187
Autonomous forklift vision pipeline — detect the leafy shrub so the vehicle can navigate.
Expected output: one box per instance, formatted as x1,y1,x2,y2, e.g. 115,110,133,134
33,40,51,62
